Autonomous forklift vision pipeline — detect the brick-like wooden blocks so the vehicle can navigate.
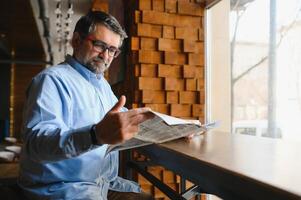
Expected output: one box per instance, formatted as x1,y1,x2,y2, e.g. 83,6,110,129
152,0,164,12
183,65,204,78
183,40,204,53
170,104,191,117
135,11,141,24
158,64,181,78
158,38,181,52
164,52,186,65
139,0,151,10
179,91,198,104
186,78,197,91
140,64,157,77
192,104,204,117
128,1,207,198
138,77,163,90
199,89,205,104
166,91,179,103
131,37,140,50
163,26,175,39
142,10,201,27
141,37,157,50
142,90,165,103
165,77,185,91
145,103,169,114
175,27,199,40
197,78,205,90
188,53,204,66
139,50,163,64
137,23,162,38
165,0,177,13
177,1,204,16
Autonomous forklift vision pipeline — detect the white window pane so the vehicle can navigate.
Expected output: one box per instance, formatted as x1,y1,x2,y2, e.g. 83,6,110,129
207,0,301,141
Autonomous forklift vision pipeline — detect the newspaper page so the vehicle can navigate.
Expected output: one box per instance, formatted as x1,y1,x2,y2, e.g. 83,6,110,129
106,111,205,154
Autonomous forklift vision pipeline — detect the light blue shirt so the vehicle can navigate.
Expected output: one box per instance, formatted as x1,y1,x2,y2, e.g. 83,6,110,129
18,55,141,200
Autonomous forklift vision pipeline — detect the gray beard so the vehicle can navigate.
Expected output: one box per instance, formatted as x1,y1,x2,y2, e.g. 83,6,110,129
87,63,109,74
86,59,109,74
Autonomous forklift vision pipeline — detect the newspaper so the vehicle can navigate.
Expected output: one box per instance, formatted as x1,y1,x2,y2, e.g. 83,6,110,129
106,111,214,154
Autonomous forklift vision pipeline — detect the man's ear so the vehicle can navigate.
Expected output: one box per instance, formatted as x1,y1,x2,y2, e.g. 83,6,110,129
71,32,82,49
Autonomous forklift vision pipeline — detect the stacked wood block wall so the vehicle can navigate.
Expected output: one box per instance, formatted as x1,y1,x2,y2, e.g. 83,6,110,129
124,0,206,199
127,0,205,122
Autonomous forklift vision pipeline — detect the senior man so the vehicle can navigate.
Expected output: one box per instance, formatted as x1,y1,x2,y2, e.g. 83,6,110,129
18,11,154,200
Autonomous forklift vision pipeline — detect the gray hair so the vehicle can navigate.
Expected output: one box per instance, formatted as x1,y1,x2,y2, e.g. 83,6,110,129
74,11,127,46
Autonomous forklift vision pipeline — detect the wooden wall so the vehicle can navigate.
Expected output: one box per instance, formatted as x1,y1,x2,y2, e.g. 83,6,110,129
122,0,206,199
125,0,205,122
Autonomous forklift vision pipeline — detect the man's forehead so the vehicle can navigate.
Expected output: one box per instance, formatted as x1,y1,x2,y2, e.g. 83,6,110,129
92,24,117,36
91,24,121,46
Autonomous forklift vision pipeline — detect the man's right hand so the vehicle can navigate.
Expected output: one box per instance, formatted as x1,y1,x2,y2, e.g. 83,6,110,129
94,95,154,145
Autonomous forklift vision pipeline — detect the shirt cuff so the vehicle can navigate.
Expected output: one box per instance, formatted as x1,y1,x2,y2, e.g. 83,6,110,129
69,125,101,153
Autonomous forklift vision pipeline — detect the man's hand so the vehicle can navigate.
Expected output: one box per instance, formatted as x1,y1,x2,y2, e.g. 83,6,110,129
95,95,154,144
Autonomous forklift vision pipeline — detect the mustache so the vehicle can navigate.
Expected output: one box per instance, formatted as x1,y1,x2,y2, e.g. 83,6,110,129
93,57,109,66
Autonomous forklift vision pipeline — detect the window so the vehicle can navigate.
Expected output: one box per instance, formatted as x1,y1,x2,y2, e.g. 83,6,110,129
206,0,301,141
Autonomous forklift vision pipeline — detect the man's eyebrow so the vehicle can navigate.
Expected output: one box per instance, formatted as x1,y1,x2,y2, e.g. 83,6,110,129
93,40,106,44
94,40,118,49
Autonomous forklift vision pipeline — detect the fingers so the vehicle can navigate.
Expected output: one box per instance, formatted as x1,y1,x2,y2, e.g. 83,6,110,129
185,133,195,140
122,126,139,141
113,113,152,143
129,112,155,126
118,108,154,129
99,105,153,144
124,107,152,118
110,95,126,112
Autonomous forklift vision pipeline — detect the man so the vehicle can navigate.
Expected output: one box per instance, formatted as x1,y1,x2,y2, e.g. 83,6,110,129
18,11,154,200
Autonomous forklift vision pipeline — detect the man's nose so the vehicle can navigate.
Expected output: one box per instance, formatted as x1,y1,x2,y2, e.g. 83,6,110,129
98,49,110,60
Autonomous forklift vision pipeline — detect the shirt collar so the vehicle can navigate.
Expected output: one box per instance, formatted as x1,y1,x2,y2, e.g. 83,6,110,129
65,54,103,81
